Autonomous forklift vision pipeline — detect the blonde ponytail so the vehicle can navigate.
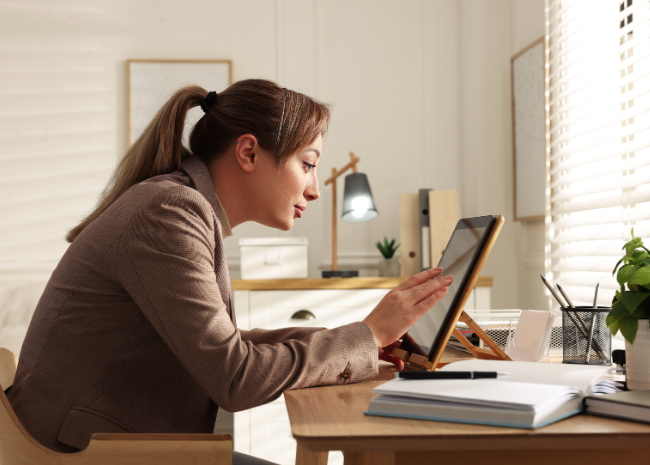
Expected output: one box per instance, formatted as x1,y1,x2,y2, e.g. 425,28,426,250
66,86,206,242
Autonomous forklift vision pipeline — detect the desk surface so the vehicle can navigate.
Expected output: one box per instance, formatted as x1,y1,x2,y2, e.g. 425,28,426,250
232,276,493,290
285,363,650,464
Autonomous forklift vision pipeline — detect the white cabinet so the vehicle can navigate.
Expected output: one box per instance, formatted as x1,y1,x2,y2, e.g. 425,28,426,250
226,283,491,465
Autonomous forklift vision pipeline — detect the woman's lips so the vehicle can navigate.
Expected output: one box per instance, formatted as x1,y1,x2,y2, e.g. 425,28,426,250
294,205,305,218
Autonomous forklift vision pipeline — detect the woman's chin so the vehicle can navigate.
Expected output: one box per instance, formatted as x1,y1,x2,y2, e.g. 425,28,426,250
260,217,293,231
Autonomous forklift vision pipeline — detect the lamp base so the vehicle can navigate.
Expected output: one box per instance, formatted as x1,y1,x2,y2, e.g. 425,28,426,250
321,270,359,278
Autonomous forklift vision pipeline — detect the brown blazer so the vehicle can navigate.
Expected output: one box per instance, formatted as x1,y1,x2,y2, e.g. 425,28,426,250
8,156,378,453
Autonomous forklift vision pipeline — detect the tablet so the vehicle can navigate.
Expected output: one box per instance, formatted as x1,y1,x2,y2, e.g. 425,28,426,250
401,215,503,362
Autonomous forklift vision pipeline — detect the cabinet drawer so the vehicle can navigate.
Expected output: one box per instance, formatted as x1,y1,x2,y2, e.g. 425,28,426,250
249,289,390,330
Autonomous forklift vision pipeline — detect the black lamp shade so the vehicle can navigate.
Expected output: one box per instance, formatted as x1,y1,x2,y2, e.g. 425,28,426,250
341,173,378,223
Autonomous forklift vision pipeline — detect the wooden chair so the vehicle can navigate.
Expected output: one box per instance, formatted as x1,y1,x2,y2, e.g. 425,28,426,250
0,348,232,465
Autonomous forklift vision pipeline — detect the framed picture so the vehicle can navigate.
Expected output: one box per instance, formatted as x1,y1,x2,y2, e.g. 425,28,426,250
511,38,545,222
127,59,232,146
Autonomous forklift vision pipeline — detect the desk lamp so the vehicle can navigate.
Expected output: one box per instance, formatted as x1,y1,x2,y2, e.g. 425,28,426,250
322,152,378,278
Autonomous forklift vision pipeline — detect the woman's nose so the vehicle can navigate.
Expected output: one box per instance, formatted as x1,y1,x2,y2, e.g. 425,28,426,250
305,177,320,201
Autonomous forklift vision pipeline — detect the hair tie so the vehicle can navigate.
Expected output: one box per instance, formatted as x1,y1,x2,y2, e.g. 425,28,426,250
201,91,217,113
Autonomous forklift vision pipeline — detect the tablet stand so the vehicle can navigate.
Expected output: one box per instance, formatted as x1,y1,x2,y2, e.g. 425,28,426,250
392,312,511,371
390,215,512,371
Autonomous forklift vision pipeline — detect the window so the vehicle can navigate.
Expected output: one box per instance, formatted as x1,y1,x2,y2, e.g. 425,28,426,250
546,0,650,305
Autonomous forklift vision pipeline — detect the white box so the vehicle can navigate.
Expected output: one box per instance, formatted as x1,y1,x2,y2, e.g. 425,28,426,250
239,237,308,279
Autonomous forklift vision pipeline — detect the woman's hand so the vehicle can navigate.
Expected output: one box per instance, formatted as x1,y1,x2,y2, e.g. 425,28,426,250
377,333,421,369
362,267,453,351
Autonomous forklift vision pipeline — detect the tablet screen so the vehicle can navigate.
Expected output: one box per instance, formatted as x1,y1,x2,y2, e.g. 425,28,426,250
406,216,494,358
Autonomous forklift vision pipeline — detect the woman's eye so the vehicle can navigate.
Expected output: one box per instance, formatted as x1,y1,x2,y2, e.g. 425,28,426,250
303,161,316,172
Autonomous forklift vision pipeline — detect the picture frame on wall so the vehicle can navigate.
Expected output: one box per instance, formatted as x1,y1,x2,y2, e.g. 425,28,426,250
127,59,232,147
511,38,545,222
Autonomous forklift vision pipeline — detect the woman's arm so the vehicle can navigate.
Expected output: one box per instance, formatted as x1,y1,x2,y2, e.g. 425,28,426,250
239,327,323,344
115,186,377,412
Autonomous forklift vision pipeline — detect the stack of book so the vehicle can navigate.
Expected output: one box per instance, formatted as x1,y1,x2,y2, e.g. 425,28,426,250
366,359,620,428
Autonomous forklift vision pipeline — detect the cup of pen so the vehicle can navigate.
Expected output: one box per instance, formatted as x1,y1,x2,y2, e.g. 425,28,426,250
561,306,612,365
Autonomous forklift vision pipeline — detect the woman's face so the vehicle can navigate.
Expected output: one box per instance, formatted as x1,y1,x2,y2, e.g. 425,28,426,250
255,135,322,230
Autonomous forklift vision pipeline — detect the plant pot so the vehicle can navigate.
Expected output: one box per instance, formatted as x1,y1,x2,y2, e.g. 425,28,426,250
625,319,650,390
379,257,400,277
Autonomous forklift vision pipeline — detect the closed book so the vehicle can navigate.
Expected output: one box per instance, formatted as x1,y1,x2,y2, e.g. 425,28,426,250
585,390,650,424
366,360,619,429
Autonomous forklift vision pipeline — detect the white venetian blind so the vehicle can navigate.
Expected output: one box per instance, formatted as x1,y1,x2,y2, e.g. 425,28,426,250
547,0,650,306
0,2,115,269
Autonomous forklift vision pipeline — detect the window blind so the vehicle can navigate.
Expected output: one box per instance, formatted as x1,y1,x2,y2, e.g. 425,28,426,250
547,0,650,306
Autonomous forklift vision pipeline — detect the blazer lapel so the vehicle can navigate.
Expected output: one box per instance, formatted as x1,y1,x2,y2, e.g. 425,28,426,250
180,156,234,323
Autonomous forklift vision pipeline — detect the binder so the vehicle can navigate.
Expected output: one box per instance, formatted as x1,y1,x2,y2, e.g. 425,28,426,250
428,190,460,267
399,194,420,277
419,189,433,271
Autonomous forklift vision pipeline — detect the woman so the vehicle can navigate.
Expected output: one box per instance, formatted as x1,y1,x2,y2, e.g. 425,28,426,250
8,79,451,463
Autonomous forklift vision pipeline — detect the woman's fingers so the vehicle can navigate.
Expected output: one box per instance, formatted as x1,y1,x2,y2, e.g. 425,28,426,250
362,269,452,350
406,274,453,307
414,286,449,315
379,350,405,369
399,332,427,356
394,267,442,292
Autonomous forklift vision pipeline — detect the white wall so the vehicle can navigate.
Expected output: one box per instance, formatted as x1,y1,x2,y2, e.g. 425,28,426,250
0,0,547,309
510,0,547,310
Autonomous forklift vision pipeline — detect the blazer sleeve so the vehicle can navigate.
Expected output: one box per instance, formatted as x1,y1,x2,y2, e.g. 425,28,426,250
240,327,324,345
114,187,378,412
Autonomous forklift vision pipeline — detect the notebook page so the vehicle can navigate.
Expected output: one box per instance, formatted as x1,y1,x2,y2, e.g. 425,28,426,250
373,379,579,409
439,359,615,395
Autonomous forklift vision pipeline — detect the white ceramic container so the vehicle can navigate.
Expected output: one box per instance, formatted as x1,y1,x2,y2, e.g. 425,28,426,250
625,319,650,390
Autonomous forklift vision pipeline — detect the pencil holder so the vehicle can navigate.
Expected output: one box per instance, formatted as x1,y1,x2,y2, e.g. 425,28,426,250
561,307,611,365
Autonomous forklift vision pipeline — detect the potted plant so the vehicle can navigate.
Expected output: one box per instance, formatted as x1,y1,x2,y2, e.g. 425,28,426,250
606,229,650,390
376,237,400,277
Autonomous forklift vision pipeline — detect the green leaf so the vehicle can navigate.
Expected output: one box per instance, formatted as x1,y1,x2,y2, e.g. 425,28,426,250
634,307,650,319
618,265,638,285
609,301,631,317
630,267,650,286
625,237,644,257
619,316,639,344
606,312,623,328
632,251,649,262
606,302,629,333
615,290,622,302
608,318,620,336
614,255,633,272
621,292,650,315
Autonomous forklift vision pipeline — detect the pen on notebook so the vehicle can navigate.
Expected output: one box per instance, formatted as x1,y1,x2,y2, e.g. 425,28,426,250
397,371,511,380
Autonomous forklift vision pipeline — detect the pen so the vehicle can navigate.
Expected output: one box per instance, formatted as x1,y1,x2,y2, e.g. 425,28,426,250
556,283,575,308
585,282,600,363
397,371,510,380
548,277,606,361
540,275,567,307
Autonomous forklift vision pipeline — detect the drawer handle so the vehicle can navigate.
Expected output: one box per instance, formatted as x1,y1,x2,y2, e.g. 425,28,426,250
291,310,316,320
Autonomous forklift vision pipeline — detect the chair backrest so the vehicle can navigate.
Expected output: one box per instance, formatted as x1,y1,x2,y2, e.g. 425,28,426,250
0,347,231,464
0,347,18,392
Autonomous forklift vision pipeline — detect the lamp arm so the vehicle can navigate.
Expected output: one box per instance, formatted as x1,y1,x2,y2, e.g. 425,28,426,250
324,152,360,186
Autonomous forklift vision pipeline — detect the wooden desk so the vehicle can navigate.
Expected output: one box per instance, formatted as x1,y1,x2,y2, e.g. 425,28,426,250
285,365,650,465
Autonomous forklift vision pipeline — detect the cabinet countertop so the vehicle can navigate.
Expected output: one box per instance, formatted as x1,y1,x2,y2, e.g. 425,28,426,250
232,276,493,291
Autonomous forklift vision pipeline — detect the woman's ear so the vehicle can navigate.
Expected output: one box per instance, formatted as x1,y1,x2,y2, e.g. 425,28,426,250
234,134,258,173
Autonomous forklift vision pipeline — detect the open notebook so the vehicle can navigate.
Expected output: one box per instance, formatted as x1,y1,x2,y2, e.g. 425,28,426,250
367,360,619,429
